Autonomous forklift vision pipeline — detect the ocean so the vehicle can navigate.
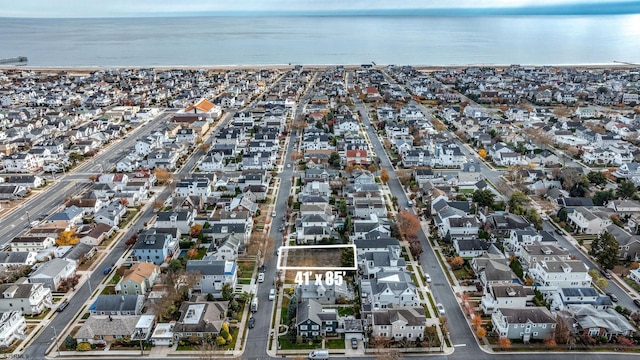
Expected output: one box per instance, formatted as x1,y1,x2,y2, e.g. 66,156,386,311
1,14,640,67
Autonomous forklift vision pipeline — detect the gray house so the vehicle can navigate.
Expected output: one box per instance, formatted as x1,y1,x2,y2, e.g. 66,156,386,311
27,258,76,290
132,230,178,265
491,307,556,342
89,294,145,316
186,260,238,298
296,299,339,339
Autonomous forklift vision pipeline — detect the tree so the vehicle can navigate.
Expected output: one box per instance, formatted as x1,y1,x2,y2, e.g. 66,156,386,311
472,189,495,208
396,210,421,238
498,337,511,349
221,282,234,301
587,171,607,185
367,163,378,173
380,169,390,183
56,230,79,246
476,327,486,338
450,256,464,270
328,152,341,168
155,168,173,185
187,248,199,259
408,237,424,258
596,277,609,290
593,189,615,206
508,191,529,215
589,231,620,270
125,234,138,247
190,224,203,238
555,316,572,345
557,167,583,191
215,336,226,346
617,180,637,199
287,294,298,324
478,148,487,158
544,335,557,349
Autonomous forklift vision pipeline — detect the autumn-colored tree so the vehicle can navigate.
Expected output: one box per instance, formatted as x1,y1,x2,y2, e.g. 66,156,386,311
380,169,390,183
289,151,303,161
344,163,356,174
450,256,464,270
200,143,211,153
478,148,487,158
498,337,511,349
396,169,412,187
119,197,129,207
155,168,173,185
56,230,79,246
125,234,138,247
476,327,486,338
544,335,557,349
383,139,392,150
190,224,203,238
472,314,482,329
396,210,421,237
368,163,378,172
187,248,198,259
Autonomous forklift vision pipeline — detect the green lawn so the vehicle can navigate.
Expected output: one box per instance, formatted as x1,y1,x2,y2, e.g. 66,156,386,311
278,337,320,350
326,338,345,349
453,267,473,280
238,278,252,285
337,307,354,317
280,297,290,325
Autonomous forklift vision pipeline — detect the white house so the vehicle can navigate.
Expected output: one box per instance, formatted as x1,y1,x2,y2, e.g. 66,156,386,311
0,311,27,348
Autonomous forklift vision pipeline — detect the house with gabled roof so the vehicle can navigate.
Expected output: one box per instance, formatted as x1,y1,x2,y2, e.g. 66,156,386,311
115,262,160,295
27,258,76,290
492,307,556,342
173,301,229,340
481,283,533,314
186,260,237,298
0,283,52,315
572,305,636,340
132,229,178,265
360,270,419,311
369,305,426,342
604,224,640,261
89,294,145,316
567,206,613,235
296,299,339,339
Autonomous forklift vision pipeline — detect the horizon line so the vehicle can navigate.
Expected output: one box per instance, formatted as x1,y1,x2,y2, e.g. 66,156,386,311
2,2,640,19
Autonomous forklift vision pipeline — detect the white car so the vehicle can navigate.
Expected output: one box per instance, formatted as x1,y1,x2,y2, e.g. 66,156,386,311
258,273,265,283
272,210,277,217
425,273,432,283
436,303,445,315
269,288,276,301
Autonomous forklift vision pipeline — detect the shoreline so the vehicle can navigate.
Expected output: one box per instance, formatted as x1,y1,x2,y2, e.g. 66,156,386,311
1,62,637,73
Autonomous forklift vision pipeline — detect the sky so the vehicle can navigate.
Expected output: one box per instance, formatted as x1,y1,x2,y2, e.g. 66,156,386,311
1,0,639,18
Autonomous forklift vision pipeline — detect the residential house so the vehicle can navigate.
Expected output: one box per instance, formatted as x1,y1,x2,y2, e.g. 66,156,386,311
48,205,84,225
567,207,613,235
186,260,238,298
93,199,127,227
173,301,229,340
358,245,405,279
572,305,636,340
174,178,212,198
296,278,354,305
115,262,160,295
10,236,56,253
368,305,427,342
155,210,195,234
89,294,145,316
454,239,491,258
443,216,480,241
74,315,141,345
27,258,76,290
0,283,53,315
296,299,339,339
0,251,37,268
491,307,556,342
132,229,179,265
481,283,532,315
603,224,640,261
527,259,591,291
360,271,419,311
0,311,27,348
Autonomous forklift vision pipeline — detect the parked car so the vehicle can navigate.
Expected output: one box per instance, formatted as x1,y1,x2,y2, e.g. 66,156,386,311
555,229,564,235
634,299,640,308
606,293,619,302
248,317,255,328
258,273,265,283
600,269,612,279
57,300,69,312
272,210,277,217
425,273,432,283
269,288,276,301
351,337,358,349
103,267,112,275
260,265,266,273
436,303,445,315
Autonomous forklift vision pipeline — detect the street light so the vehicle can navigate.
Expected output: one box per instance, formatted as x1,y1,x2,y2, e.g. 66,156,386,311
52,326,61,356
26,211,31,226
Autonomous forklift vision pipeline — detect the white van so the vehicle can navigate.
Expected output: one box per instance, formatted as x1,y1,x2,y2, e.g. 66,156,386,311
308,349,329,360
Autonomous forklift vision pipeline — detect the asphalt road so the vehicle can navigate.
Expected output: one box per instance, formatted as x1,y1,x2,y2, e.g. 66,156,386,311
0,111,176,249
23,111,229,359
